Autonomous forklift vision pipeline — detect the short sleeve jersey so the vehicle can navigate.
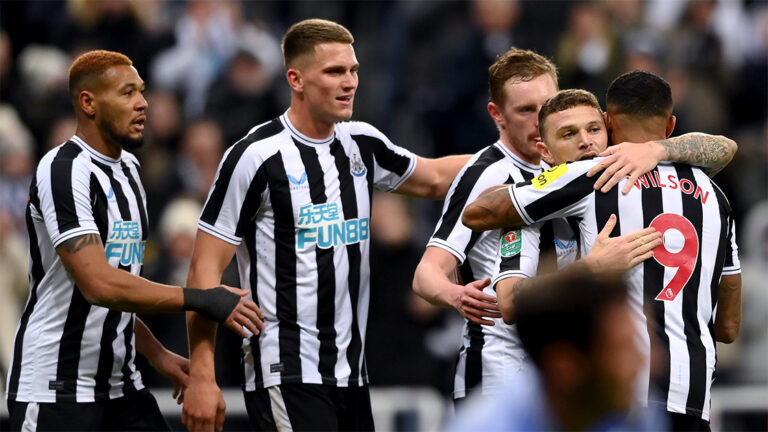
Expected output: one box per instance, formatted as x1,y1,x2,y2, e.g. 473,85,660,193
508,159,740,420
7,136,147,403
426,143,577,398
198,112,417,389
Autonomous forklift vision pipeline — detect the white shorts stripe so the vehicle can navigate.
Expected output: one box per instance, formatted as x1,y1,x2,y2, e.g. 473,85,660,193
268,386,293,432
22,402,39,432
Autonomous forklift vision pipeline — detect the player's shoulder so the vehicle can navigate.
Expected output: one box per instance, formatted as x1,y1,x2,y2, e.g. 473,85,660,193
336,120,387,140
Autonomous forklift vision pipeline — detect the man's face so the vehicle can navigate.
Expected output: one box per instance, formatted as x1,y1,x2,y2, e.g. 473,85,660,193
298,42,359,125
589,302,643,413
95,65,147,149
540,105,608,165
492,74,557,161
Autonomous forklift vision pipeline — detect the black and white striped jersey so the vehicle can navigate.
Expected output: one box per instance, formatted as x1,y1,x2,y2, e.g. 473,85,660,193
199,112,416,390
6,136,147,403
509,159,741,420
426,142,565,399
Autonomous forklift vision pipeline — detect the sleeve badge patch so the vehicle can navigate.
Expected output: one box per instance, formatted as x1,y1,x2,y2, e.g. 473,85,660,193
533,163,568,190
500,229,522,257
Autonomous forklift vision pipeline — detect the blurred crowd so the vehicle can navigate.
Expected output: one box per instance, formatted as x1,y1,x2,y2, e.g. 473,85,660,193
0,0,766,397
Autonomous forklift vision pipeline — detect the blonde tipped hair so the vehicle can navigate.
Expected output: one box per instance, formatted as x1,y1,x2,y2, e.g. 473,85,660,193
282,19,354,68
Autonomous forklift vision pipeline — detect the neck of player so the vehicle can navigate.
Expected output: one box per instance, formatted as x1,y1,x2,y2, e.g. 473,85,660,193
75,124,122,159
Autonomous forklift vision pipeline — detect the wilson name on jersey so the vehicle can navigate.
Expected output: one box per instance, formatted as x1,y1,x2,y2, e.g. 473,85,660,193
7,136,147,403
199,112,416,389
509,159,740,420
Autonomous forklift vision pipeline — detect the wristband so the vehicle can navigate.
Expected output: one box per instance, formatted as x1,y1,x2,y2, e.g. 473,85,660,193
183,287,240,323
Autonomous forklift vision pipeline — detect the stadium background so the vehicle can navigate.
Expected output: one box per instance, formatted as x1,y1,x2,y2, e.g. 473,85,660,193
0,0,765,430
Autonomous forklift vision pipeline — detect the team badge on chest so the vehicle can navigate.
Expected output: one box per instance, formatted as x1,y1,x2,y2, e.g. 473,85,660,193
350,153,367,177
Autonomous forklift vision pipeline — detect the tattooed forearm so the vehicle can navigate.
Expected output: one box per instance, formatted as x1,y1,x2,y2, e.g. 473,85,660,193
462,185,521,231
657,133,737,177
58,233,102,254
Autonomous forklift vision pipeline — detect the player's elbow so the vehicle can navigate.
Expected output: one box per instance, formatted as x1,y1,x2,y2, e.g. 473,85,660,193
501,309,516,325
715,321,740,344
461,205,487,231
723,136,738,161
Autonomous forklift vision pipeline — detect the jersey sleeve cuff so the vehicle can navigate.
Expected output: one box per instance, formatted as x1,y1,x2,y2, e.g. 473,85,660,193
721,267,741,275
426,239,466,264
508,185,534,225
51,227,101,249
388,154,418,192
198,221,242,245
491,271,529,290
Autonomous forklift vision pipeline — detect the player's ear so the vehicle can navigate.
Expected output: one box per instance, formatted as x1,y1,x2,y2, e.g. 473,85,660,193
537,140,554,164
286,68,304,93
488,102,504,129
79,90,96,118
665,115,676,138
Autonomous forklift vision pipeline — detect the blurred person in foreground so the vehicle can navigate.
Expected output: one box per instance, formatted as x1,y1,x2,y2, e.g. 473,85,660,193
183,18,471,432
5,50,264,431
465,73,741,431
449,264,661,431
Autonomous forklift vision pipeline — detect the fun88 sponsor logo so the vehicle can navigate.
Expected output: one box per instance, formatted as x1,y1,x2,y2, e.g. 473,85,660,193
105,220,145,266
296,203,369,250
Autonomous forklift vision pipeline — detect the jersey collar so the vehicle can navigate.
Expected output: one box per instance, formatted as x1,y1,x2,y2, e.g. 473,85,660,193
69,135,122,164
280,110,336,146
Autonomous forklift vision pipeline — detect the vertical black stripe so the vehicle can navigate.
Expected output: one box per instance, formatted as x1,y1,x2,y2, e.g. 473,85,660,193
120,315,137,393
51,142,83,233
351,134,411,176
594,178,621,237
265,153,301,380
55,285,92,401
8,181,44,399
433,147,504,240
91,161,136,399
519,170,536,183
459,261,483,394
239,165,269,387
202,119,284,225
93,310,121,396
297,142,338,384
331,140,364,384
676,165,707,415
537,220,557,273
641,177,670,405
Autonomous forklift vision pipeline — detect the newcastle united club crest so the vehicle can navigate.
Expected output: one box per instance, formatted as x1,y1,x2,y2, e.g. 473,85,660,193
350,153,367,177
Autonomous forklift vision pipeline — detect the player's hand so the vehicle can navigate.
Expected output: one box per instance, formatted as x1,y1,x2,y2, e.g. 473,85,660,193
453,278,499,326
182,379,226,432
148,348,189,404
584,214,662,273
221,286,265,338
587,141,666,194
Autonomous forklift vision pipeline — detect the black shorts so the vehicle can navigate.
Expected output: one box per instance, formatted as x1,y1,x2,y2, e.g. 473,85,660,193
7,388,170,431
244,383,374,431
669,412,711,432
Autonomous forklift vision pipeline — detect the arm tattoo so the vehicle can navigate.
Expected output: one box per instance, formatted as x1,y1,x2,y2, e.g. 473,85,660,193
658,133,735,176
58,233,102,254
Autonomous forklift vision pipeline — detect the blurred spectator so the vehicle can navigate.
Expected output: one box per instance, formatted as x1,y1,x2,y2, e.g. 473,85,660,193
205,33,283,145
146,118,225,228
59,0,173,77
449,265,664,431
151,0,244,118
366,192,457,395
556,1,622,101
45,115,77,153
0,104,33,399
0,105,35,235
13,44,71,150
